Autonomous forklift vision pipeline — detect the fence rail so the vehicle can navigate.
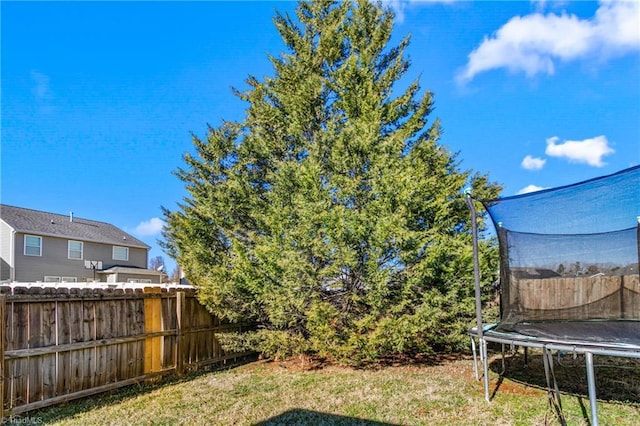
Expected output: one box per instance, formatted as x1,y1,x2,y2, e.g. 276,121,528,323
0,285,251,417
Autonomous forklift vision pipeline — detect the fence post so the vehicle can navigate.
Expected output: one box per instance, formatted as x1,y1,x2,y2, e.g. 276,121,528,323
143,287,162,381
0,294,5,420
175,292,185,377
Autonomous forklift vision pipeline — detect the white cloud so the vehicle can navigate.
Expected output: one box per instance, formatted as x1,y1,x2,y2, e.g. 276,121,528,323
387,0,457,24
517,184,547,195
133,217,165,237
31,71,53,101
30,70,57,114
457,0,640,84
531,1,570,13
521,155,546,170
545,135,614,167
386,0,405,23
531,1,547,13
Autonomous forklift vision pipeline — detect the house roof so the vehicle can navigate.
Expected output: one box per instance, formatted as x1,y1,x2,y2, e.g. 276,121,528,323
0,204,150,249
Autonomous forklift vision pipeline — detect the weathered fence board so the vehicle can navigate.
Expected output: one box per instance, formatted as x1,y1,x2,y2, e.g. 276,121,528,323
623,274,640,318
0,286,252,417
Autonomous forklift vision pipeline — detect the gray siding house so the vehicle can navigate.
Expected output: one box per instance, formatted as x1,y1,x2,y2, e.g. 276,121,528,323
0,204,162,283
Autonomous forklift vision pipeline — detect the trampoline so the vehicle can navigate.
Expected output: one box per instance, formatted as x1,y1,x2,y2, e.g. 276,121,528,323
466,165,640,426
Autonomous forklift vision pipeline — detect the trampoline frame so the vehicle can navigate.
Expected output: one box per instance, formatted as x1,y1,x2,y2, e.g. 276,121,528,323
468,324,640,426
466,193,640,426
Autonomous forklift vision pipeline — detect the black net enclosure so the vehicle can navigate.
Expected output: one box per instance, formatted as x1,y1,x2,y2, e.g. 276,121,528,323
482,165,640,345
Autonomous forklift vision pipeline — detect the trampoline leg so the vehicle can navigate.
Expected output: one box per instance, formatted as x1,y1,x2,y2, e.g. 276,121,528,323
471,336,479,381
482,339,490,402
542,347,565,423
585,352,599,426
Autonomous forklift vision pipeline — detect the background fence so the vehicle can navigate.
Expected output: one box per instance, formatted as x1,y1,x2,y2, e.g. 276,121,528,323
0,284,252,417
511,274,640,320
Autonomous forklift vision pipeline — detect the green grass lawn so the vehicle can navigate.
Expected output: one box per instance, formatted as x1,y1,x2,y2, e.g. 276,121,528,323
17,352,640,426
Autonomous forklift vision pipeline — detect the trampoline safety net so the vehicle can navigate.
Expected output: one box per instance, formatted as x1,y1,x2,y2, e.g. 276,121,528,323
482,165,640,344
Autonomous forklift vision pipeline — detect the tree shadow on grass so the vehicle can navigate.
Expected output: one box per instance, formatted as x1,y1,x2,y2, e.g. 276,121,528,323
255,409,400,426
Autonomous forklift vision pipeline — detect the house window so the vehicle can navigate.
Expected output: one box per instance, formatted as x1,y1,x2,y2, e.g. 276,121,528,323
127,278,152,284
45,276,77,283
24,235,42,256
113,246,129,261
68,241,83,260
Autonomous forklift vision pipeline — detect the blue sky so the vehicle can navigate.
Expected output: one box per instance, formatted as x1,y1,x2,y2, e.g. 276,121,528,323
2,1,639,274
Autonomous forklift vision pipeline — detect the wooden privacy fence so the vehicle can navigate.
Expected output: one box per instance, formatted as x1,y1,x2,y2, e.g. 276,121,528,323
512,274,640,319
0,285,252,417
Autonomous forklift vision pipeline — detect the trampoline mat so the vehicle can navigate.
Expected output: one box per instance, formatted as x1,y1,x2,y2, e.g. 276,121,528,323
494,320,640,348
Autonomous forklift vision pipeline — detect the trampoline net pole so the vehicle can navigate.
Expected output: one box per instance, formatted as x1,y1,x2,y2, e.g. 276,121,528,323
466,192,490,402
465,193,484,342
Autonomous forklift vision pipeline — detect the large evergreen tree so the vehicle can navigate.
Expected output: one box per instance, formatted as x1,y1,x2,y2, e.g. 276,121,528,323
163,0,501,364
